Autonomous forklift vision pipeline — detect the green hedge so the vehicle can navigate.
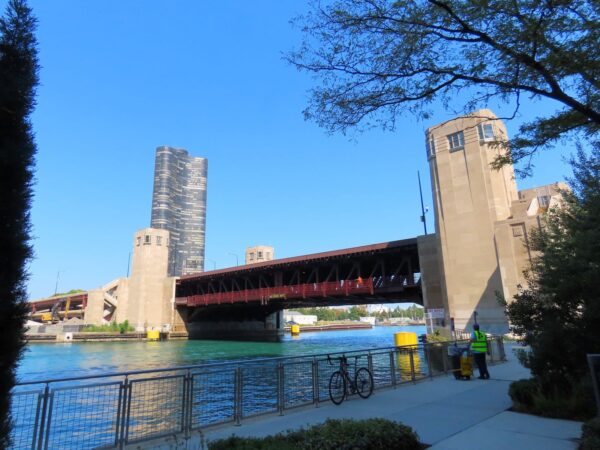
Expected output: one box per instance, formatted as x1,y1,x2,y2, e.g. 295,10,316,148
580,418,600,450
509,379,539,409
509,378,596,421
208,418,422,450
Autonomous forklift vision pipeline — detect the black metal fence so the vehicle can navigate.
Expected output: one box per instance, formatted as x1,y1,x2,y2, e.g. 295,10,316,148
11,337,505,449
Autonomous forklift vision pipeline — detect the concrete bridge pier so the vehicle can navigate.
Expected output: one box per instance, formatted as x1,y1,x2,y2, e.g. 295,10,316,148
181,305,284,342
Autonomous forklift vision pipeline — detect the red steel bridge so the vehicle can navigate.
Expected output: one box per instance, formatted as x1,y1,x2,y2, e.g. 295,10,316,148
28,292,88,322
176,238,422,311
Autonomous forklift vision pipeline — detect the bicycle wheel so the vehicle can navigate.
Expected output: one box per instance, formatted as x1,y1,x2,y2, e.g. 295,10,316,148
329,371,346,405
355,367,374,399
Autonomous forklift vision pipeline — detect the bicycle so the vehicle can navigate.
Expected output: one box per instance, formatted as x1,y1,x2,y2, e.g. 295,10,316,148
327,354,374,405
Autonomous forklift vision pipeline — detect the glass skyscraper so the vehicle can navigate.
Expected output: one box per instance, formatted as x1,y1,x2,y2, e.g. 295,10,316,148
151,146,207,276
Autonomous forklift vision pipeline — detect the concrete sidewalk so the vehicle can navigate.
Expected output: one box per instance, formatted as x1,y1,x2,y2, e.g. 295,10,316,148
200,347,583,449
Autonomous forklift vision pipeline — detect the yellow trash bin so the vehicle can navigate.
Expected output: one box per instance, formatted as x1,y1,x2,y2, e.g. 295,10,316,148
147,330,160,341
394,332,417,347
394,332,420,377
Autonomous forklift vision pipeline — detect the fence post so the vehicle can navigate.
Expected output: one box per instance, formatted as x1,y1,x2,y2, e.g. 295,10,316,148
35,384,50,450
277,363,284,416
389,351,397,388
312,357,320,407
424,344,433,379
442,343,449,374
409,349,416,383
234,368,242,426
182,370,192,436
118,377,131,449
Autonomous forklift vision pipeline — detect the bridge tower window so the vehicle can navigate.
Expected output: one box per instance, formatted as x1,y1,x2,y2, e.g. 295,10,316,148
258,251,263,259
447,131,464,151
426,136,436,158
144,235,151,245
477,123,495,141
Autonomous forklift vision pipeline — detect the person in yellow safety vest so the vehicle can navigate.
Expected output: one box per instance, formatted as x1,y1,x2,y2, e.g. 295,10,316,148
470,324,490,379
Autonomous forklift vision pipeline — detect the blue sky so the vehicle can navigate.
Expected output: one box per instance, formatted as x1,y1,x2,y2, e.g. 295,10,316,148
25,1,574,300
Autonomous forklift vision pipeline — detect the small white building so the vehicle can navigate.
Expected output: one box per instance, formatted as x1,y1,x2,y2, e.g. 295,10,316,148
389,317,412,324
283,311,317,325
359,316,376,325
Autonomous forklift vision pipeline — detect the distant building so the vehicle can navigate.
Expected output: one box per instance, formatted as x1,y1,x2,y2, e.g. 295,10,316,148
283,311,317,325
359,316,376,325
151,146,208,276
245,245,274,264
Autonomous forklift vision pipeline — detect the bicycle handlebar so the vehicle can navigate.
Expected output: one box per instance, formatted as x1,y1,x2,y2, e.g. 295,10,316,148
327,354,349,366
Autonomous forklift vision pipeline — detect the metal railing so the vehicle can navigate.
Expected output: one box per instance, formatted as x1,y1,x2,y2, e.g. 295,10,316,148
10,337,505,449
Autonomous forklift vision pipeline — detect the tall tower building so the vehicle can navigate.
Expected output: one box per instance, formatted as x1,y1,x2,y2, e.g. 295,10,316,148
151,146,208,276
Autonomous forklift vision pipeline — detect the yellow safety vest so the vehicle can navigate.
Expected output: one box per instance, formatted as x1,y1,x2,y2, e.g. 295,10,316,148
471,330,488,353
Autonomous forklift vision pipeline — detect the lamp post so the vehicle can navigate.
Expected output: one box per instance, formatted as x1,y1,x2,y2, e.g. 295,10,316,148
418,171,428,235
228,252,239,266
54,270,64,296
206,259,217,271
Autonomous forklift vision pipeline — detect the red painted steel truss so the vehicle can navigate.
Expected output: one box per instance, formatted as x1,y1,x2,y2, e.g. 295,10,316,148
176,278,376,307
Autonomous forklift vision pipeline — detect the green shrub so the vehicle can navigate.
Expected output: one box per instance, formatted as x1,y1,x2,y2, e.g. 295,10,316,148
208,435,296,450
426,330,449,343
208,419,422,450
290,418,421,450
580,418,600,450
509,379,539,409
82,321,134,333
509,378,595,421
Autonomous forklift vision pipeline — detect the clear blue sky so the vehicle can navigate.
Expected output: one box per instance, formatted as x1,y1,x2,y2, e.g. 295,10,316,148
25,1,574,299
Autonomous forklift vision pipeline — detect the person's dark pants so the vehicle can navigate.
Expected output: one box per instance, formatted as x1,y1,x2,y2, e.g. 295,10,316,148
473,352,490,379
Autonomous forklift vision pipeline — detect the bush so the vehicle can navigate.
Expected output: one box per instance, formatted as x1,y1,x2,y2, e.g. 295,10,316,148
208,435,296,450
509,379,539,409
580,418,600,450
426,330,449,343
509,378,596,421
82,321,134,333
208,419,422,450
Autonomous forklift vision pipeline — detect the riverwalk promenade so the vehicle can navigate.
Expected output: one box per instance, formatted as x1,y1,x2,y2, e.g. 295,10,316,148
174,346,582,450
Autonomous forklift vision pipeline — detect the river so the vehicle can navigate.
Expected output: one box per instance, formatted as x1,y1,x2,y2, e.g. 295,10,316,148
17,325,426,382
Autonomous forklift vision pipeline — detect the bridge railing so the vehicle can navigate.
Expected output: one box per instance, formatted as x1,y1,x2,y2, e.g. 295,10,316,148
10,337,505,450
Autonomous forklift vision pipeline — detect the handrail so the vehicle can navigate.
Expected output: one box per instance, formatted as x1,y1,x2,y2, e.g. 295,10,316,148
14,338,475,387
10,337,505,449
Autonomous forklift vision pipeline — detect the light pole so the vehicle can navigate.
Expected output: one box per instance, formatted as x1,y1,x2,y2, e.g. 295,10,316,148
206,259,217,271
228,252,239,266
54,270,64,296
418,170,428,235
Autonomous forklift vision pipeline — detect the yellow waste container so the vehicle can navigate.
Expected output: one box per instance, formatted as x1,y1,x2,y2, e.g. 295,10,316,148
394,332,417,347
291,324,300,336
147,330,160,341
394,332,420,377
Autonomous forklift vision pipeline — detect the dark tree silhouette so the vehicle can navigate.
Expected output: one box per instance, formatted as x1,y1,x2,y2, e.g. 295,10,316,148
0,0,38,445
288,0,599,175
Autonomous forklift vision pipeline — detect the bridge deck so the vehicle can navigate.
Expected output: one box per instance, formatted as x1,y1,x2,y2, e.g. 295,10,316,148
177,238,422,308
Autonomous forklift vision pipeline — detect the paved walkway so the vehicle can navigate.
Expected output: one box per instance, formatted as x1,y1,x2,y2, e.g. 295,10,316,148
202,347,583,449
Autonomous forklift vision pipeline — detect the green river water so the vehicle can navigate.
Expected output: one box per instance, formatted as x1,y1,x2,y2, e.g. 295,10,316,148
18,325,426,382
